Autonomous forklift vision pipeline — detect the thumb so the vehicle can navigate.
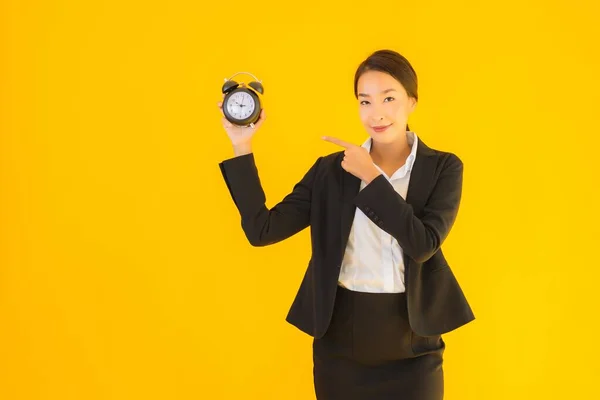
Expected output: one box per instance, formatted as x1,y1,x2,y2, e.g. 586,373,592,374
254,109,266,128
222,117,233,129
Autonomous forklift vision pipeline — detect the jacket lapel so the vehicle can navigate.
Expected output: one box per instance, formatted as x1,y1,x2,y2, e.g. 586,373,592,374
403,138,437,277
339,161,361,262
405,138,436,217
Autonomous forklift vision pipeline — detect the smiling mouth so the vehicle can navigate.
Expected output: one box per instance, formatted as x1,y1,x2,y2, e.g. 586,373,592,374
371,124,392,132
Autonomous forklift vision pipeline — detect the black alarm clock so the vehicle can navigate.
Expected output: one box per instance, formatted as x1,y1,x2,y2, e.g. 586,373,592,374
221,72,264,127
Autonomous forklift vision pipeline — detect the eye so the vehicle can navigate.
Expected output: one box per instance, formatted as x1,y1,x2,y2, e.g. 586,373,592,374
360,97,395,106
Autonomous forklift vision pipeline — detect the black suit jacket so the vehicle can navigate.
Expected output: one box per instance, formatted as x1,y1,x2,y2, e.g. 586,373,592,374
218,137,475,338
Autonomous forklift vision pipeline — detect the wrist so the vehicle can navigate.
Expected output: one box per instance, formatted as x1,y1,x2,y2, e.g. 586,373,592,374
232,141,252,156
363,169,381,185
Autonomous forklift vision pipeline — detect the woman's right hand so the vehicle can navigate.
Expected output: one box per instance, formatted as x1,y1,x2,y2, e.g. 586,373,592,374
217,85,266,147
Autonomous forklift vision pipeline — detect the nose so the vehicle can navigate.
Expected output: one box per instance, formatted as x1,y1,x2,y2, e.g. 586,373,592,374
370,115,384,124
368,105,386,123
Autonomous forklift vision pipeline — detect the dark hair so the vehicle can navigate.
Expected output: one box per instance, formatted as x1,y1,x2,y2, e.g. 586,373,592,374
354,49,418,131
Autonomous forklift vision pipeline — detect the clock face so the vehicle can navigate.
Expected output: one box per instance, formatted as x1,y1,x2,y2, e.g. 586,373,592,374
226,91,256,120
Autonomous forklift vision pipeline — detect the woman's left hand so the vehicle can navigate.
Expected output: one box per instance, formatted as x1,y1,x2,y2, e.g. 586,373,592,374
322,136,381,184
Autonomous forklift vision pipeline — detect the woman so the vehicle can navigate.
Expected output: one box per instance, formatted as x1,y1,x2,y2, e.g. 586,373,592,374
217,49,475,400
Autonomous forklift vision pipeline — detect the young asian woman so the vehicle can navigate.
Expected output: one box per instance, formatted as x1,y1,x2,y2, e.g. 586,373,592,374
217,49,475,400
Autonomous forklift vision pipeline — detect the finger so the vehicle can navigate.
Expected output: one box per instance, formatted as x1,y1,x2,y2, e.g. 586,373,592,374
254,109,266,128
217,101,223,108
322,136,354,148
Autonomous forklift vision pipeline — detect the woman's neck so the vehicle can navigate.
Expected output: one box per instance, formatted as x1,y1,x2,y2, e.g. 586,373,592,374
370,134,411,167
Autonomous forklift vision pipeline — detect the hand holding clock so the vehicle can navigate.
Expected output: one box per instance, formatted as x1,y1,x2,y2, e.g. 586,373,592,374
218,83,266,153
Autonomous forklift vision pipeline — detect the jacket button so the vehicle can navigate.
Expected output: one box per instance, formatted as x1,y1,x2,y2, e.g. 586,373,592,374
368,211,375,217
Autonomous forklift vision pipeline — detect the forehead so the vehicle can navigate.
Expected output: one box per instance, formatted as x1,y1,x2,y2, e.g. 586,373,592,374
357,70,402,92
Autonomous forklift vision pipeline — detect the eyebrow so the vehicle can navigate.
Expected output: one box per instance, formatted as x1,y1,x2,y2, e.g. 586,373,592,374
358,88,397,97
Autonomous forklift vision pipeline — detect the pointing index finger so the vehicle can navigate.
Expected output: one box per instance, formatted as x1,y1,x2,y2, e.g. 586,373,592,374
322,136,354,148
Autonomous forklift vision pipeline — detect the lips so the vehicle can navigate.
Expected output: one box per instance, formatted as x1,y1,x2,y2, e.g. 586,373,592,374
372,124,392,132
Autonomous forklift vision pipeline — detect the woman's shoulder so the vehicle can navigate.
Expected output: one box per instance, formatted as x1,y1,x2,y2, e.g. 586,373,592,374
295,151,343,188
415,136,464,172
311,150,344,174
320,150,345,165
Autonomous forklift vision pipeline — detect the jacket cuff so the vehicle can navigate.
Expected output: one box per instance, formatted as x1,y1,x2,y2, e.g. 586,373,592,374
218,153,266,216
353,174,409,228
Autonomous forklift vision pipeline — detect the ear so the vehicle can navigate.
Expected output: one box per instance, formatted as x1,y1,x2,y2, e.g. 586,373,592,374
409,97,417,113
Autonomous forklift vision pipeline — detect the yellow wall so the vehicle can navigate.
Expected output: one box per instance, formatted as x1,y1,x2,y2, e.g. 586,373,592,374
2,0,599,398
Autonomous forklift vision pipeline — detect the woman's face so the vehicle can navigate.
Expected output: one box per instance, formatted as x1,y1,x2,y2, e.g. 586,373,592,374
356,70,417,143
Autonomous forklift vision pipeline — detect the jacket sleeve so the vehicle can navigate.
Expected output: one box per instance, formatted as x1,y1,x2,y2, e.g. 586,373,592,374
218,153,322,247
353,153,463,263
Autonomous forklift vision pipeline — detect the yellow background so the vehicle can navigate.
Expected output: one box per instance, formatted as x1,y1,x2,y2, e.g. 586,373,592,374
2,0,599,399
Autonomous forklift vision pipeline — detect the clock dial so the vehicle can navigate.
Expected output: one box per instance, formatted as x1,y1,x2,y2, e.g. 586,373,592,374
226,91,255,120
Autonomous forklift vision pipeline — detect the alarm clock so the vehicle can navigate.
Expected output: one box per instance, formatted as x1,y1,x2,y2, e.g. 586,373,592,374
221,72,264,127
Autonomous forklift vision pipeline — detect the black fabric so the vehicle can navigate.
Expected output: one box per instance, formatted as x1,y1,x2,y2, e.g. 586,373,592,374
312,285,445,400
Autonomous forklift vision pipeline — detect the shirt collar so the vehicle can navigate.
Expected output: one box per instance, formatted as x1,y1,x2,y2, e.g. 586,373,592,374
361,130,419,177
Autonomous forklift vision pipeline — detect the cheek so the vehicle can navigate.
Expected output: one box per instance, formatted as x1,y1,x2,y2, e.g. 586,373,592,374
389,102,405,117
359,107,369,123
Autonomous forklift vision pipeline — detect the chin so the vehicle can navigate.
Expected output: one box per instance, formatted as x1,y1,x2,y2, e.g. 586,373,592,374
370,127,398,143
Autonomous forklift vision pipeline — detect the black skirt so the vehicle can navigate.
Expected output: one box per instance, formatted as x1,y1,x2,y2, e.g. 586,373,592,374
312,284,446,400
